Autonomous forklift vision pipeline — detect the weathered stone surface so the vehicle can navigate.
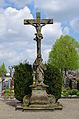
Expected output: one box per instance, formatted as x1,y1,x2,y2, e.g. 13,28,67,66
30,85,49,105
48,94,56,104
24,12,53,86
23,95,29,106
22,12,61,110
33,58,46,86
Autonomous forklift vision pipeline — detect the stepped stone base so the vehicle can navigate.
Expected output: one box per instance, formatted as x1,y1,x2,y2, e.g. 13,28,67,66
16,84,63,111
16,104,63,111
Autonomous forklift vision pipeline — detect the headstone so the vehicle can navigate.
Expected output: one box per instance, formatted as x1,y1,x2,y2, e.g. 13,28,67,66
0,79,2,96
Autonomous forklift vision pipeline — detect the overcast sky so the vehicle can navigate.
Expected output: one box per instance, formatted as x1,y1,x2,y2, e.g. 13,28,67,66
0,0,79,69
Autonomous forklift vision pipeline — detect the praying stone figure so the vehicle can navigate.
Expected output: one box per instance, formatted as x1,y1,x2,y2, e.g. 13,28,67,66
33,58,46,86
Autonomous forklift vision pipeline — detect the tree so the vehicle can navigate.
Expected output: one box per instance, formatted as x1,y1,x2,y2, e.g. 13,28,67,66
44,64,62,101
48,35,79,74
0,63,7,77
14,62,33,102
0,63,7,90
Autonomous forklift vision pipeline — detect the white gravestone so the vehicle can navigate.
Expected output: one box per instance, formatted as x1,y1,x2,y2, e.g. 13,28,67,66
0,80,2,96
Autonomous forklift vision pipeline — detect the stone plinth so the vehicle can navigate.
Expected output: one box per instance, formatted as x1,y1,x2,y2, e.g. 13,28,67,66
29,84,49,108
16,84,63,111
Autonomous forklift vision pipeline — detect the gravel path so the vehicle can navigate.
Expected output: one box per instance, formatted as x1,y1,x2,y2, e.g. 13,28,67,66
0,99,79,119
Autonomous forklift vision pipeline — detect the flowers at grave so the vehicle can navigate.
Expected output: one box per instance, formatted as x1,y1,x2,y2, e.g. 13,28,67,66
1,91,5,95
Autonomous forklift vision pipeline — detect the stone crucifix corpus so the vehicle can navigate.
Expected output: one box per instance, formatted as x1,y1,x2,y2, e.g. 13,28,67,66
24,12,53,59
24,12,53,85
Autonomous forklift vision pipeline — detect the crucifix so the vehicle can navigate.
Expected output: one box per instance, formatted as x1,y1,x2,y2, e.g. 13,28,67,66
24,12,53,85
24,12,53,59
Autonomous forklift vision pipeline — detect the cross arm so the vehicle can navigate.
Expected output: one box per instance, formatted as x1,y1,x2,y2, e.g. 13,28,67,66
24,19,53,25
40,19,53,24
24,19,36,25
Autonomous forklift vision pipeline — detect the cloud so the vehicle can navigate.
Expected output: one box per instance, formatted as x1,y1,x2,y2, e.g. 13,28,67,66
7,0,32,8
70,18,79,33
34,0,79,21
0,6,63,68
0,6,35,66
0,0,31,8
0,0,78,70
63,26,69,35
42,23,62,45
42,22,63,61
1,0,79,22
0,0,4,7
0,7,35,42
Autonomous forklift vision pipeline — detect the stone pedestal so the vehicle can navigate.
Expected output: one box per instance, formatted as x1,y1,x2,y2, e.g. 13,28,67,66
29,84,49,108
16,83,63,111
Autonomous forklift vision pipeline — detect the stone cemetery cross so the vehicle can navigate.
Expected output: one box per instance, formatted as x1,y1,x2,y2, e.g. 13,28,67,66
16,13,62,110
24,12,53,85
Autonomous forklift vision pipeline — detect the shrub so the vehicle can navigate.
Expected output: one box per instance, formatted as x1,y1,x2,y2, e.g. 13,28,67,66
14,63,62,102
14,62,33,102
63,92,69,96
69,89,78,95
44,64,63,101
61,88,79,97
5,89,10,96
61,88,70,96
77,91,79,96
